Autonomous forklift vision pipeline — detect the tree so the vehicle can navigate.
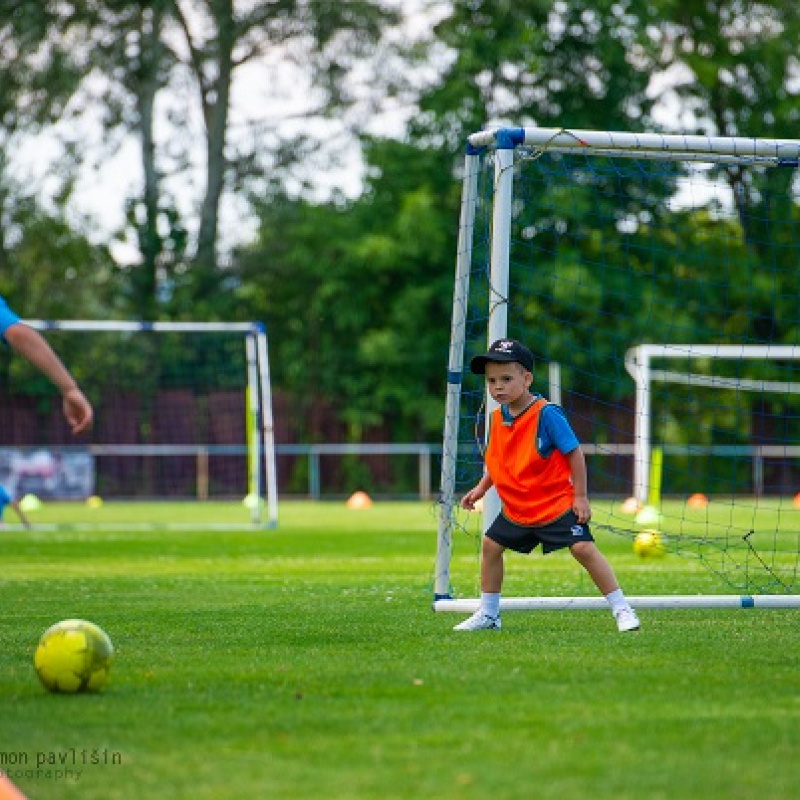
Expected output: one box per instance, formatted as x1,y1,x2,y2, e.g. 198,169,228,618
165,0,400,312
69,1,183,320
235,0,668,439
640,0,800,140
637,0,800,344
0,1,88,271
0,193,122,398
1,0,401,316
413,0,657,148
235,138,459,441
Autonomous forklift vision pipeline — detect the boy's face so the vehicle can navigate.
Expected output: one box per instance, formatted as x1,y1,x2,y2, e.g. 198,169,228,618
484,361,532,408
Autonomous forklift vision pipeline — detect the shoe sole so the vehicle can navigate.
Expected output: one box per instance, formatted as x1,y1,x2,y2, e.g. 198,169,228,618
453,625,501,631
453,619,501,631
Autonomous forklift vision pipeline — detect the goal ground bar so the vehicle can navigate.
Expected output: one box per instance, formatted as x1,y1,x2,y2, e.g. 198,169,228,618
433,595,800,611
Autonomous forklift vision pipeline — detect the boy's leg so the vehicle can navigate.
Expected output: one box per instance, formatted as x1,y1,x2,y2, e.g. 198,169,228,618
453,536,505,630
480,534,505,593
570,541,640,632
569,540,618,594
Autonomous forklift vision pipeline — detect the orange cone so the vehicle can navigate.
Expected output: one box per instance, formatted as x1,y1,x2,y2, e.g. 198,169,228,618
346,491,373,510
687,493,709,508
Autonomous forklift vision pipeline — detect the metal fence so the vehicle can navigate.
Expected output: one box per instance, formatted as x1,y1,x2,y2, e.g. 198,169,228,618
14,442,800,501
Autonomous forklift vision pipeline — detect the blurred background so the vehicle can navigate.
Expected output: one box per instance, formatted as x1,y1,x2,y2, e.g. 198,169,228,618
1,0,797,498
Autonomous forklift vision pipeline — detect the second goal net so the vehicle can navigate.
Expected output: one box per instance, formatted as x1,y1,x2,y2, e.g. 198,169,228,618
0,320,278,528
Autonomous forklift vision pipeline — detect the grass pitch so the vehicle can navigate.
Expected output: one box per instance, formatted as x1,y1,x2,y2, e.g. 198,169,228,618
2,500,800,799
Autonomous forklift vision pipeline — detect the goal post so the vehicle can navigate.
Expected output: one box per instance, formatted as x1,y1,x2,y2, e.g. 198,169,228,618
435,126,800,606
10,320,278,528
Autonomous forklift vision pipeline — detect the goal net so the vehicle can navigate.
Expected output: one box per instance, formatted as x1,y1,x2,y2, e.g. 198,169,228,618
435,127,800,607
0,321,278,528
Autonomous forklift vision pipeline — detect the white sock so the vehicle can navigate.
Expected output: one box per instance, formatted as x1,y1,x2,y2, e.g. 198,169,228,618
605,588,628,612
481,591,501,618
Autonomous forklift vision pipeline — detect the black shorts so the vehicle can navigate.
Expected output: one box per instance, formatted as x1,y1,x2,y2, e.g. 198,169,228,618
485,509,594,554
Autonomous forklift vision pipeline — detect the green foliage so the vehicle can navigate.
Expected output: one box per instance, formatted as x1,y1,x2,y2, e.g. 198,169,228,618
2,0,401,318
642,0,800,138
235,140,460,440
415,0,656,147
4,0,800,452
0,195,124,395
1,202,120,317
0,1,86,131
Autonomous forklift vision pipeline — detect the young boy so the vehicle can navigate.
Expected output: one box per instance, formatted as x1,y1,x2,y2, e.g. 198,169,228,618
454,338,640,633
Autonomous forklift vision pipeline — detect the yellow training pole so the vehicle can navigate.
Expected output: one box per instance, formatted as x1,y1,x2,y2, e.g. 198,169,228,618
648,446,663,509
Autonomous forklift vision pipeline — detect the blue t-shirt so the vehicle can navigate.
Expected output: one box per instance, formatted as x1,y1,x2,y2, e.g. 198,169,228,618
537,403,580,457
498,396,580,456
0,295,21,341
0,484,10,515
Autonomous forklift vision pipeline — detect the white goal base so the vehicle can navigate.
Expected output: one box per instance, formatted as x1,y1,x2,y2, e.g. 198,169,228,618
434,595,800,611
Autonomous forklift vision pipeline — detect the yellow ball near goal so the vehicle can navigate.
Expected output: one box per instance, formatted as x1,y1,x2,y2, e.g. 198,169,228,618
633,529,666,559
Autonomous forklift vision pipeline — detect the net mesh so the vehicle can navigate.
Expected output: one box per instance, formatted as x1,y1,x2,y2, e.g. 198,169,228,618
0,326,268,525
443,140,800,594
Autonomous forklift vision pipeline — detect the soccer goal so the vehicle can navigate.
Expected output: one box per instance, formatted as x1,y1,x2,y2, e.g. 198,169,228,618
435,127,800,610
1,320,278,528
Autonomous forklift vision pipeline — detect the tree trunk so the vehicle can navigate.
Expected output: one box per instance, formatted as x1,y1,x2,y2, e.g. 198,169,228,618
192,0,235,296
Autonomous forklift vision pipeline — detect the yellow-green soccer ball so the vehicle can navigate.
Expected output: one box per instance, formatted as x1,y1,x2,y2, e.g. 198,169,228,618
34,619,114,693
633,529,665,559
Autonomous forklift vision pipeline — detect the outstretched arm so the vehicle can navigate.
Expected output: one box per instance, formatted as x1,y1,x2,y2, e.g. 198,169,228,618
3,323,93,434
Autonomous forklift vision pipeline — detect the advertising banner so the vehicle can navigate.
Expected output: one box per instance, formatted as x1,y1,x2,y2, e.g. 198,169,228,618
0,449,95,500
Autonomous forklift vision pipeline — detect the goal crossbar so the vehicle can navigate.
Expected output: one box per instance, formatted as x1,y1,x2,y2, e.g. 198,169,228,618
468,127,800,163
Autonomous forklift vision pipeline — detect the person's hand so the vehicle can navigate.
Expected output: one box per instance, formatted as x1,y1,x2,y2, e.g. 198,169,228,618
460,487,483,511
62,387,93,434
573,495,591,524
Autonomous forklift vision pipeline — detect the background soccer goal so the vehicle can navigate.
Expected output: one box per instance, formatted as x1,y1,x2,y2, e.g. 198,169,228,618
435,127,800,609
0,320,278,528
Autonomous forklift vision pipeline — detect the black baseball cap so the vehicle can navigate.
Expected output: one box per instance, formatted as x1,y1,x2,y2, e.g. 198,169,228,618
470,339,534,374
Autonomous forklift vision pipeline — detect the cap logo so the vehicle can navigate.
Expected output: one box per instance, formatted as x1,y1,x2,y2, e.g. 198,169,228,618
495,340,514,352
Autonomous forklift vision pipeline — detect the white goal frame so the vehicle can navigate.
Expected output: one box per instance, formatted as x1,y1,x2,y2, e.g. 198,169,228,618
625,344,800,504
434,126,800,608
25,320,279,527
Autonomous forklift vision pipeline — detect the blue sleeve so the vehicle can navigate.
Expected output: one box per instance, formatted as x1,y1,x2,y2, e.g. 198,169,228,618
538,405,580,457
0,296,21,342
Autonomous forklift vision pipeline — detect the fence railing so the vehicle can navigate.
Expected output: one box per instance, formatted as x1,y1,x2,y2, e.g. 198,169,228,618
10,443,800,500
275,443,437,500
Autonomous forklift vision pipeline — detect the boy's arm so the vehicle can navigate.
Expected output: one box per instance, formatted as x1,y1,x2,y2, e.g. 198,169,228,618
3,323,93,434
566,447,592,524
542,406,591,523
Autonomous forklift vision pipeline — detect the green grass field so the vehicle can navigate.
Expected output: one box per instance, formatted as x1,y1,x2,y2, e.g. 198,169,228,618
2,500,800,800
